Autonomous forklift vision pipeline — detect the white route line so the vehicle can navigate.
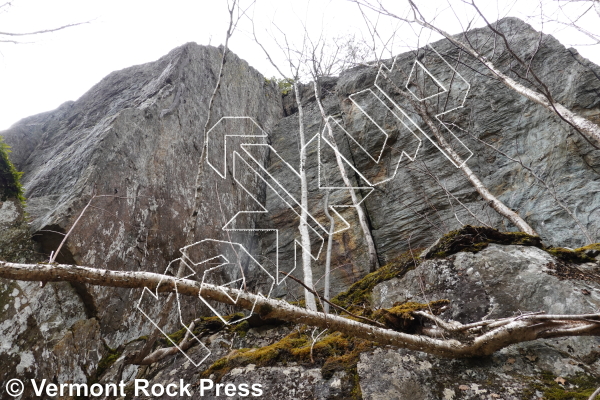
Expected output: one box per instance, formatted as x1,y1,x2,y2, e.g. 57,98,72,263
406,59,448,101
136,258,211,367
137,45,474,366
180,239,275,324
374,44,473,168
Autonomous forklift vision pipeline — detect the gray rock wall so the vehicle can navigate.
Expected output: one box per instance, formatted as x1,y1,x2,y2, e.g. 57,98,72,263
1,16,600,400
0,42,283,390
257,18,600,301
332,17,600,261
361,244,600,399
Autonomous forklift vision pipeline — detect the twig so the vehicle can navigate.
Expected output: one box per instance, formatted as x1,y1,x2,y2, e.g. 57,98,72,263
0,21,89,37
49,185,97,264
309,327,328,363
279,271,386,328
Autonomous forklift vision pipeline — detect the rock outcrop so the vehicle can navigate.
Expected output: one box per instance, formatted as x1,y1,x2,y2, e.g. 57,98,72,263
363,243,600,399
1,16,600,400
0,42,283,394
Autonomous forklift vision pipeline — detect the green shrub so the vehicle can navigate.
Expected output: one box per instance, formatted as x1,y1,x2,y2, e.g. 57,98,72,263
0,136,25,203
265,76,295,95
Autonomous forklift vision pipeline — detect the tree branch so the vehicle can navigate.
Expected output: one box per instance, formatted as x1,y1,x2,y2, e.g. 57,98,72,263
280,271,387,328
1,260,599,358
351,0,600,149
0,22,89,37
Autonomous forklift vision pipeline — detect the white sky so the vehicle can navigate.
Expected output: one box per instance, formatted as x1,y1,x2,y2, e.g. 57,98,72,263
0,0,598,131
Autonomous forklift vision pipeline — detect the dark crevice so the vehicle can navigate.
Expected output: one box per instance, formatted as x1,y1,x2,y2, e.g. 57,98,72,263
70,282,98,319
32,224,77,264
32,225,98,318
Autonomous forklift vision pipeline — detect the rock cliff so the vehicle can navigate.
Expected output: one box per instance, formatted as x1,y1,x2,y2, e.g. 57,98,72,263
1,17,600,399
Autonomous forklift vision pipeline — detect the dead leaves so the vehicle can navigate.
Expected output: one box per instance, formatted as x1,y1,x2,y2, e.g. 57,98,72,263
554,376,566,385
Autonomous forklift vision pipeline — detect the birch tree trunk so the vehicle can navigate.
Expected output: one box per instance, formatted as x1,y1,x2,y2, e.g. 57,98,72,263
312,81,380,272
295,81,318,311
323,189,334,313
356,0,600,149
413,98,538,235
379,59,538,235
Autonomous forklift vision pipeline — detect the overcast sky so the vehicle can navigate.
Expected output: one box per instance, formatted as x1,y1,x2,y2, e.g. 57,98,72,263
0,0,598,131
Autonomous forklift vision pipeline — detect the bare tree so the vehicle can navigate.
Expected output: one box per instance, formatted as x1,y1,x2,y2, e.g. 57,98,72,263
353,0,600,149
346,6,539,235
3,0,599,378
348,0,600,243
252,16,322,311
542,0,600,46
295,78,319,311
389,72,537,235
322,189,334,313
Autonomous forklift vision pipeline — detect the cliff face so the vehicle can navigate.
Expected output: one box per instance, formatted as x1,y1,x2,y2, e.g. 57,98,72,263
1,17,600,399
331,17,600,256
0,42,284,394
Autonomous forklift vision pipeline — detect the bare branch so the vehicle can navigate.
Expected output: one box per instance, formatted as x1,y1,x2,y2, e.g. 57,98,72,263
589,386,600,400
0,21,89,37
280,271,387,328
1,261,599,358
380,65,537,235
50,185,97,264
352,0,600,149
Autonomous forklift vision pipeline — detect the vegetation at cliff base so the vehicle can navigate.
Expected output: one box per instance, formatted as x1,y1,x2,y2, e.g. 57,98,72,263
422,225,544,259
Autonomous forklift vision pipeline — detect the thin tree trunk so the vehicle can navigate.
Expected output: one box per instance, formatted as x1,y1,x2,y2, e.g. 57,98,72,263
295,81,317,311
323,189,334,313
312,81,380,272
384,72,537,235
417,101,537,235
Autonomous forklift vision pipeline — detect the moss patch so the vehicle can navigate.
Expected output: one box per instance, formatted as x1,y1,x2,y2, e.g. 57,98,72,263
264,76,294,95
199,297,450,396
94,344,122,382
158,315,234,347
546,248,594,264
423,225,543,259
422,226,600,265
372,300,450,332
201,330,372,399
158,313,282,348
530,371,598,399
546,245,599,264
165,326,188,346
231,320,250,338
257,303,274,318
332,248,421,310
0,136,25,203
575,243,600,254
